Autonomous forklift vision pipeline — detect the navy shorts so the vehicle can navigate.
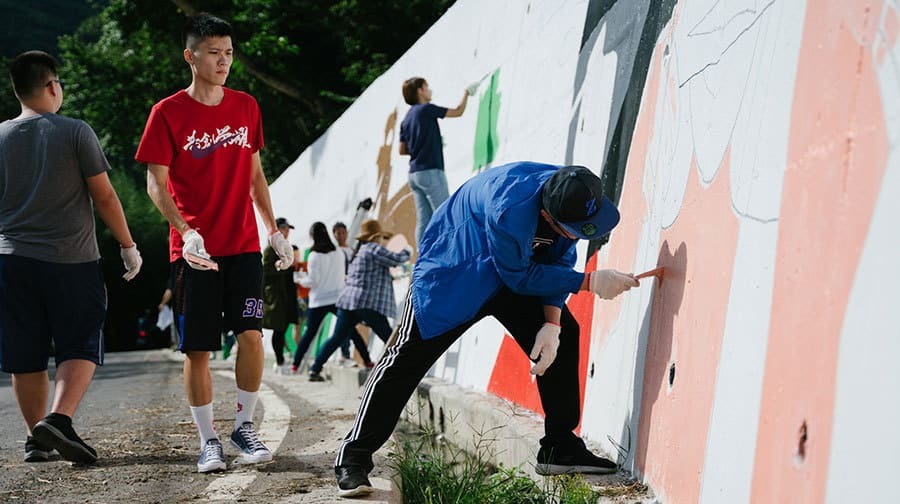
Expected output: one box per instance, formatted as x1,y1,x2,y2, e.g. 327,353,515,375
0,255,106,374
172,252,263,352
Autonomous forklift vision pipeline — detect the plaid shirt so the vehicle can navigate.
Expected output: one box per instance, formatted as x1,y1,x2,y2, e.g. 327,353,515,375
336,242,411,318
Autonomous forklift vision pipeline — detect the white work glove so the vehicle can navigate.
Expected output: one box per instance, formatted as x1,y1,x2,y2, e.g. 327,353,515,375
466,81,480,96
269,231,294,271
182,229,214,271
589,269,639,300
120,243,142,281
529,322,561,376
293,270,308,285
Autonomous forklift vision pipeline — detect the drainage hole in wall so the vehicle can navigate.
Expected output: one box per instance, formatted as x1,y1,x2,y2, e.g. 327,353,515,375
795,420,808,464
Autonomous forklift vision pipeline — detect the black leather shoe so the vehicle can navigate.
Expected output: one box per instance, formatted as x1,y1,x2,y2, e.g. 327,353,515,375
535,441,618,475
32,414,97,464
335,465,373,497
24,436,53,462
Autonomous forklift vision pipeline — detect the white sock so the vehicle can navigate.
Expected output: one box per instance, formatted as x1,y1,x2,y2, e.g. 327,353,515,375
235,388,259,430
189,403,217,448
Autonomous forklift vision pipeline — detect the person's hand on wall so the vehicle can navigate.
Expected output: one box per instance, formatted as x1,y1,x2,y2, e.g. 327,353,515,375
530,322,561,376
589,269,639,299
269,231,294,270
466,81,480,96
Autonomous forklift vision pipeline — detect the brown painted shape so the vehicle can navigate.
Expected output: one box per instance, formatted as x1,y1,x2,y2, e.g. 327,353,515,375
374,109,417,254
750,2,890,502
634,154,739,503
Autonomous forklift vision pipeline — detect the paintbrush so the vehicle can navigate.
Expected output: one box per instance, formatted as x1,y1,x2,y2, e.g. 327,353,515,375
635,267,664,285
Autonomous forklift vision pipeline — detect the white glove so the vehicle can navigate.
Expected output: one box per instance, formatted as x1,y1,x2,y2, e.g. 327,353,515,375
589,269,639,300
466,81,479,96
529,323,561,376
182,229,214,271
293,270,308,285
269,231,294,271
120,243,142,281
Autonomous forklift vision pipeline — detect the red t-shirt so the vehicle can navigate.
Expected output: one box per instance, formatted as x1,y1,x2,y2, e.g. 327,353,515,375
135,88,264,262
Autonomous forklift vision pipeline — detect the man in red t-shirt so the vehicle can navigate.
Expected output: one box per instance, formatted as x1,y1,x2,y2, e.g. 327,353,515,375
135,13,292,474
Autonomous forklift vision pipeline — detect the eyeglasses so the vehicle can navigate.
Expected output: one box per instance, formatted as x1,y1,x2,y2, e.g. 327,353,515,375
45,79,65,91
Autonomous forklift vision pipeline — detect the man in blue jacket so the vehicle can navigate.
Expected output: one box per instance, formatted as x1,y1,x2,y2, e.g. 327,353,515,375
333,162,639,497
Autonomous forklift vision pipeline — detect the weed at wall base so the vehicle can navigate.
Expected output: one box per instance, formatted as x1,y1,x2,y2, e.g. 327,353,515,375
388,424,600,504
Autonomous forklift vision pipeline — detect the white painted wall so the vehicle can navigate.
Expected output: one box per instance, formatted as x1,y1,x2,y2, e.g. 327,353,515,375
263,0,900,501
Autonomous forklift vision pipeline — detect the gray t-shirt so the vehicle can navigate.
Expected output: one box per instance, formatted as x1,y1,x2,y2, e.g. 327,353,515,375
0,113,110,263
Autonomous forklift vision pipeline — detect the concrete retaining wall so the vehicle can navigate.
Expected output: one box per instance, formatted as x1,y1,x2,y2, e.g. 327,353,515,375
266,1,900,502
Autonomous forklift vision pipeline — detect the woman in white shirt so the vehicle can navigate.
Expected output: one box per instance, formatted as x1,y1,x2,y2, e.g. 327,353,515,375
290,222,366,373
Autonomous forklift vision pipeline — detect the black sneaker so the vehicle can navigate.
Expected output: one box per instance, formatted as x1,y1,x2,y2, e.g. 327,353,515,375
24,436,53,462
535,441,618,475
32,414,97,464
335,465,373,497
309,372,325,382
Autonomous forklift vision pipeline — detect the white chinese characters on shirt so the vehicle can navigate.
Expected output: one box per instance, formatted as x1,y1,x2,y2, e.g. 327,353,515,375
183,125,252,159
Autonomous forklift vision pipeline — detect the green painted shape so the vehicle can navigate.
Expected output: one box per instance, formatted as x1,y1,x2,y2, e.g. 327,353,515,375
311,312,334,355
473,69,502,171
284,323,297,353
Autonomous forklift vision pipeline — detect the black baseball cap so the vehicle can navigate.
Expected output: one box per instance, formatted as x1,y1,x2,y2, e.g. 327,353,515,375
541,166,620,240
275,217,294,229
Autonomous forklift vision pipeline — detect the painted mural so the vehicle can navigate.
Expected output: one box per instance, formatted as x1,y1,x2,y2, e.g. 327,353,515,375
265,0,900,502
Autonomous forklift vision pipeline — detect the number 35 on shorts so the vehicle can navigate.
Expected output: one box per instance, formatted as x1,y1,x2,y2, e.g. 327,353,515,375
242,298,264,319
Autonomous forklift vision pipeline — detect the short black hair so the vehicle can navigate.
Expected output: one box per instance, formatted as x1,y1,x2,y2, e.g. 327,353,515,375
332,222,347,232
183,13,232,51
8,50,58,99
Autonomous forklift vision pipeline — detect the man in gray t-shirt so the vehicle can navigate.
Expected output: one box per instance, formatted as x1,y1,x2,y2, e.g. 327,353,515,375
0,51,142,465
0,112,108,262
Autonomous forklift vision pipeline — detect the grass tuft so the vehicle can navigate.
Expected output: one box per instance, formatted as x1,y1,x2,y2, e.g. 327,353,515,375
388,426,601,504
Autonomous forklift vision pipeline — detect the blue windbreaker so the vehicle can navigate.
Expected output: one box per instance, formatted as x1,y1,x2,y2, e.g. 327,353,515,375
412,162,586,339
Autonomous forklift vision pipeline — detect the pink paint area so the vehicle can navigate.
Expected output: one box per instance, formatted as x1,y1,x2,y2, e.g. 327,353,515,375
750,1,890,502
634,154,739,503
588,38,667,355
877,4,899,65
485,32,671,428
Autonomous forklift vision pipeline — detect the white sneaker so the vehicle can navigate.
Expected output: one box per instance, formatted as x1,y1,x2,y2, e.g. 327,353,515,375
197,439,227,473
338,356,353,367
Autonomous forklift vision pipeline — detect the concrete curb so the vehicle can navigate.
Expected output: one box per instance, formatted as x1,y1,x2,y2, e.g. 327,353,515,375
321,361,656,502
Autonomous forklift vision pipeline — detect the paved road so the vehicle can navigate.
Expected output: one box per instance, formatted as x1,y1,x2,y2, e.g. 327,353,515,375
0,350,396,503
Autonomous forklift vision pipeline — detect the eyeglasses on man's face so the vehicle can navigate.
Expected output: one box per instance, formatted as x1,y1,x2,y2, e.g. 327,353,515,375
46,79,65,91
